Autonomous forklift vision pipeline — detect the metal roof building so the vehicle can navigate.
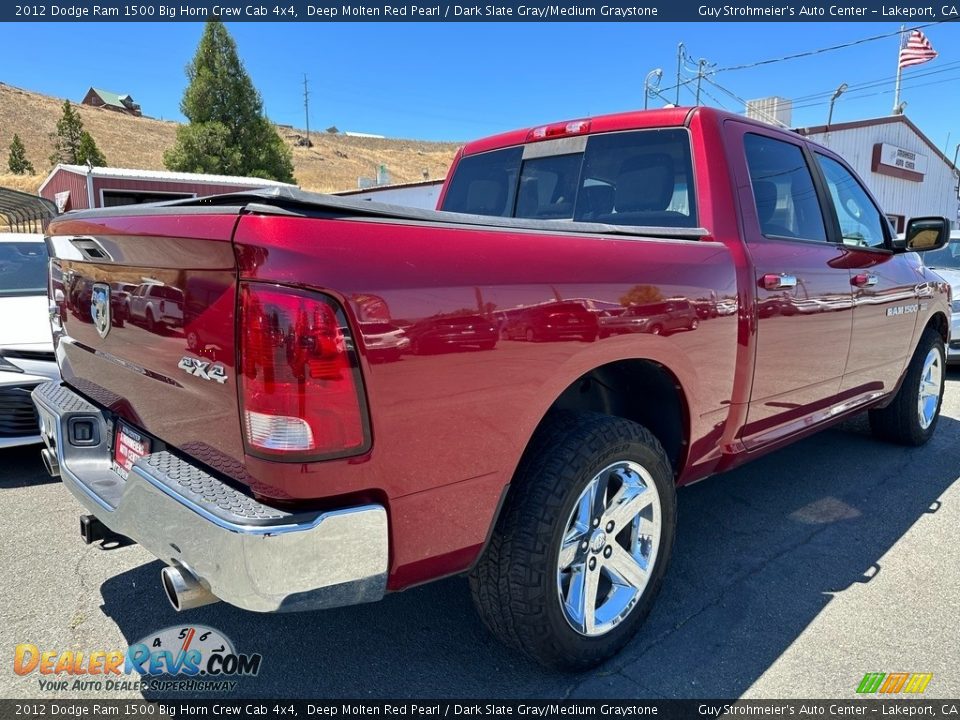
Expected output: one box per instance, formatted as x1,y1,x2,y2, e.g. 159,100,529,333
39,164,297,212
797,115,959,232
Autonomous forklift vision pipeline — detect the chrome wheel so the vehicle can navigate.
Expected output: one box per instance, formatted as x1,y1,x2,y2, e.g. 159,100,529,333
918,347,942,430
557,460,662,637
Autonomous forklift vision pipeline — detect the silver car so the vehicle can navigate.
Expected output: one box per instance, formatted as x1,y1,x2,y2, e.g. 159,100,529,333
922,231,960,364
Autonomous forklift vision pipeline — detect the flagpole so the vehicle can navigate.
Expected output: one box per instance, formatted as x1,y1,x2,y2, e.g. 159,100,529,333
893,24,904,115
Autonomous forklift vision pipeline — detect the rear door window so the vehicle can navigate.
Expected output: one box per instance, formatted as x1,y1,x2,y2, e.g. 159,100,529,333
743,134,827,242
441,129,696,228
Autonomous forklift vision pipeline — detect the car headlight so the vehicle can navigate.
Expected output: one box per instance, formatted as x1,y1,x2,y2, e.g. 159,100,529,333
951,300,960,314
0,355,24,373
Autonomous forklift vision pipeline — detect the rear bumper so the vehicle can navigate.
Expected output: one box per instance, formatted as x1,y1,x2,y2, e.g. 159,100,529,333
31,381,389,613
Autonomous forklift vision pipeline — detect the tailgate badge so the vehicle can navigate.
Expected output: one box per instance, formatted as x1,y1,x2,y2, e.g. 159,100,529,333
179,356,229,384
91,283,111,339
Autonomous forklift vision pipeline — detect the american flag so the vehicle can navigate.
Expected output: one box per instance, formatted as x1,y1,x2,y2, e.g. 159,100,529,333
899,30,938,70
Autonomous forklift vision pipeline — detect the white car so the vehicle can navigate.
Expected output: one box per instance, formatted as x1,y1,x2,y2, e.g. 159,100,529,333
921,231,960,364
0,233,60,448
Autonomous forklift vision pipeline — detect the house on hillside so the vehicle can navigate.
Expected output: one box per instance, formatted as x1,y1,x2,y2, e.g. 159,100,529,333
81,87,142,117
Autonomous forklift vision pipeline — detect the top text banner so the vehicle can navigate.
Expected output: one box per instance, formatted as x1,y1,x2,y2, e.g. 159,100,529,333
4,0,959,21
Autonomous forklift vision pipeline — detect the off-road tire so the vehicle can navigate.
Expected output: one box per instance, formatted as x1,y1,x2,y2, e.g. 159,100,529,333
469,411,676,670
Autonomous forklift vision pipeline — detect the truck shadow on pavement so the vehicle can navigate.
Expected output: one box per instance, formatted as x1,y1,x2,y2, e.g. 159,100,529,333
98,409,960,699
0,445,59,489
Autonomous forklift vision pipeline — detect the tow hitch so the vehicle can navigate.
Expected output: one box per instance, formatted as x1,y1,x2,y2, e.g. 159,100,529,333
79,515,134,547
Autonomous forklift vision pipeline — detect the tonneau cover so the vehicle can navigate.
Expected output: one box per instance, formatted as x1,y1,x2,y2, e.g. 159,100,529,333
58,186,710,241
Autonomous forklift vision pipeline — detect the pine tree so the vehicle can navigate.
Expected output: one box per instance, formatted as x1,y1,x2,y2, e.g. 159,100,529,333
77,131,107,167
49,101,107,167
7,134,34,174
164,20,295,183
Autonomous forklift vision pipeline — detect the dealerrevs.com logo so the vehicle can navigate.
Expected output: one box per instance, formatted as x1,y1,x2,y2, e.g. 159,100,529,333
856,672,933,694
14,625,262,693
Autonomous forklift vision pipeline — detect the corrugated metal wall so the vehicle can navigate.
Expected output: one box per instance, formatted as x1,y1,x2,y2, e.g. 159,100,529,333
40,169,90,211
40,170,276,211
92,178,263,206
807,123,959,228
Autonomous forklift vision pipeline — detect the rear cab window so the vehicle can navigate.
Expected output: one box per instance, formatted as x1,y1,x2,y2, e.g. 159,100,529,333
441,129,697,228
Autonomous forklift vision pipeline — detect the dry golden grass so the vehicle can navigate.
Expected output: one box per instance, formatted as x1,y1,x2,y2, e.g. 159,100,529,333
0,82,459,194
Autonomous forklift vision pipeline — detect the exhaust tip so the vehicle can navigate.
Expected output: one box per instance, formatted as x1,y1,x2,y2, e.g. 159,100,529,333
41,448,60,478
161,566,219,612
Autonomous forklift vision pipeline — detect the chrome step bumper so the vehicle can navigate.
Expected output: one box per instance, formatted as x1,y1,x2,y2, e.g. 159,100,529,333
31,381,389,613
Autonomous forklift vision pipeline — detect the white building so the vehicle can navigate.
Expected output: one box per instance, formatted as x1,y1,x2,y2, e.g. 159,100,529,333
796,115,959,231
746,96,793,128
336,179,444,210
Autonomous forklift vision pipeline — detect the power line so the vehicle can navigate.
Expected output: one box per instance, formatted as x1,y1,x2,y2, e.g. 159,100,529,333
702,75,791,127
790,70,960,111
714,21,948,73
789,60,960,104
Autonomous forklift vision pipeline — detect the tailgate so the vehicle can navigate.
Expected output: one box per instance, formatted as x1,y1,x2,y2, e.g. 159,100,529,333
47,212,245,476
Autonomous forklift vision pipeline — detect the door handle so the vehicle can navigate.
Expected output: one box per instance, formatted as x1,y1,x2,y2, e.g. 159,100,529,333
761,273,797,290
852,273,878,287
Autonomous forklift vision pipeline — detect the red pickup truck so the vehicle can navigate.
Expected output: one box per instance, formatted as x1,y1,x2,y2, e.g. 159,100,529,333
33,107,951,670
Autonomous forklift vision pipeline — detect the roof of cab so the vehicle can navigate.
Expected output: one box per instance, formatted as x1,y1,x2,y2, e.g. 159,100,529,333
459,106,799,156
461,107,700,156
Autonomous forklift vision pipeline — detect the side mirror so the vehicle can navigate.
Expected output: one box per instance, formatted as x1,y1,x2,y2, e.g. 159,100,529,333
897,216,951,252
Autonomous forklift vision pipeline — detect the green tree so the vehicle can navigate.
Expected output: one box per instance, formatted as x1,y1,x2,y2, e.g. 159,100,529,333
48,101,107,167
164,20,295,183
7,134,34,174
77,131,107,167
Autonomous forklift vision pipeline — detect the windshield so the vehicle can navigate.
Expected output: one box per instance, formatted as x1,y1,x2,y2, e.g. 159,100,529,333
922,240,960,270
0,242,48,297
441,129,697,228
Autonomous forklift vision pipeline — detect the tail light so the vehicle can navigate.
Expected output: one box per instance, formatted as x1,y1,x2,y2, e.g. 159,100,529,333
239,282,370,461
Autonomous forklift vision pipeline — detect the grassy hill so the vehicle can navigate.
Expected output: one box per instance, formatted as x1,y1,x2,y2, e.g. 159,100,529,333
0,82,460,196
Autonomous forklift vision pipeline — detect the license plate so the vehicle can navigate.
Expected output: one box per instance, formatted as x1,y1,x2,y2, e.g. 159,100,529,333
112,422,151,480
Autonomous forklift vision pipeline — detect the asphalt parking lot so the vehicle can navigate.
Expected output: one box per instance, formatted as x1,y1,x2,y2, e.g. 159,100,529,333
2,371,959,700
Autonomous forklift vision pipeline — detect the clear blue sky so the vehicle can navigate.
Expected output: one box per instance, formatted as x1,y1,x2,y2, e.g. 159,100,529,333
2,22,959,153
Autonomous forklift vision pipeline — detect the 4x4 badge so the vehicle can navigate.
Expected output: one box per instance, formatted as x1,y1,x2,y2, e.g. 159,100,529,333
91,283,111,339
178,356,228,384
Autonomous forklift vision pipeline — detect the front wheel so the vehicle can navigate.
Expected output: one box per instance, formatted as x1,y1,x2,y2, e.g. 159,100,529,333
469,411,676,670
869,327,945,446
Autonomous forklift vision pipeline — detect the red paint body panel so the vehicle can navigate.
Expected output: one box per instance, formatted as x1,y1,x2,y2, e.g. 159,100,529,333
45,107,950,591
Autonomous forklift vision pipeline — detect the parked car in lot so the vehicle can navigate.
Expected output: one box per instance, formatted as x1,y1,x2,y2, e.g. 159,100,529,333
127,282,184,332
358,321,411,362
34,107,951,671
599,298,699,338
0,234,59,448
920,231,960,363
405,313,497,353
504,301,598,342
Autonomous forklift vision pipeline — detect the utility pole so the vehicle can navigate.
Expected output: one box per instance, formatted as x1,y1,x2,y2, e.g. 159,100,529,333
695,59,707,105
302,74,311,146
676,42,684,106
